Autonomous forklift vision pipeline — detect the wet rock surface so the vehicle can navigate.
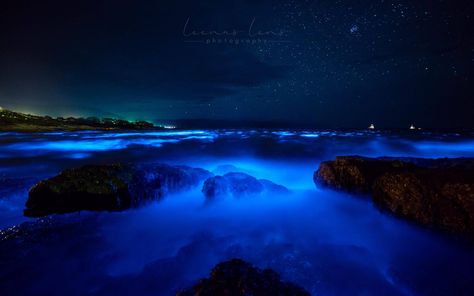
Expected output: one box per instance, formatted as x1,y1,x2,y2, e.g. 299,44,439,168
315,156,474,238
25,163,212,217
177,258,310,296
202,172,289,199
314,156,418,193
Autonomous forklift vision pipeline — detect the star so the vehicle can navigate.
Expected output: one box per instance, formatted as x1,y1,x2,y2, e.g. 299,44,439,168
350,24,359,34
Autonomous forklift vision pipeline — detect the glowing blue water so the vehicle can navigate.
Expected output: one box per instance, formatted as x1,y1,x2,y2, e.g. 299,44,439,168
0,129,474,295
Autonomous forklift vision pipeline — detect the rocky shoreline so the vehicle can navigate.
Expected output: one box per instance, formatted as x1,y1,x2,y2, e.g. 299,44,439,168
0,108,157,132
23,156,474,238
315,156,474,239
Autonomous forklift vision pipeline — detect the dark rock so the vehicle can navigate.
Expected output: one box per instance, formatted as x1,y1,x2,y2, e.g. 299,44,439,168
202,172,289,199
314,156,474,238
177,258,310,296
0,215,93,245
372,168,474,237
314,156,417,193
25,164,212,217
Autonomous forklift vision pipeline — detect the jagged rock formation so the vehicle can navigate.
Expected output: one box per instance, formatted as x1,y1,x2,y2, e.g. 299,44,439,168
314,156,474,238
25,164,212,217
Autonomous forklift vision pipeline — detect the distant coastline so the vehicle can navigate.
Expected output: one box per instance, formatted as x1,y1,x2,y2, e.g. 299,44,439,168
0,108,159,132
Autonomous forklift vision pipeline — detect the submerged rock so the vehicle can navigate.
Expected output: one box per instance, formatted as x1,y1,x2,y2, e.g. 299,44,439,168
202,172,289,199
177,258,310,296
314,156,474,238
25,164,212,217
1,215,95,245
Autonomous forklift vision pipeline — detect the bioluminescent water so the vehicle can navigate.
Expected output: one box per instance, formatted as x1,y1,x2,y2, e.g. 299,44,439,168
1,129,474,295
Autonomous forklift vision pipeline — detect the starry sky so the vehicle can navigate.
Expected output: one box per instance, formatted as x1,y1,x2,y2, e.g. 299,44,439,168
0,0,473,128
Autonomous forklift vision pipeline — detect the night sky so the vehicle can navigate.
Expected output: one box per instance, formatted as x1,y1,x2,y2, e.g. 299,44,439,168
0,0,473,128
